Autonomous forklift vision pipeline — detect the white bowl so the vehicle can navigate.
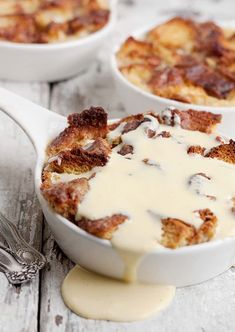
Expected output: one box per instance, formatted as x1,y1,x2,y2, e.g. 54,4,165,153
1,87,235,287
111,19,235,138
0,0,116,82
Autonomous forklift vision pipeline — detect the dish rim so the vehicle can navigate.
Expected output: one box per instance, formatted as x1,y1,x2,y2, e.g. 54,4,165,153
111,17,235,113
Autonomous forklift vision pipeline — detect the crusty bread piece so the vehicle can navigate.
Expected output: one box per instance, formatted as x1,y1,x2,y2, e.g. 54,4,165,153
116,36,160,68
191,209,217,244
187,145,206,155
158,108,221,133
108,114,146,147
41,170,53,189
120,64,153,92
161,209,217,249
147,17,197,52
184,64,234,99
41,178,89,220
47,107,108,157
161,218,196,249
46,138,111,174
205,139,235,164
77,215,127,239
149,66,183,90
0,0,109,44
117,17,235,106
108,113,145,132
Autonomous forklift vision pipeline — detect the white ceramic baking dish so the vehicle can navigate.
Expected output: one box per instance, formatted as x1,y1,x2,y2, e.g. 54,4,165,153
111,19,235,136
1,86,235,287
0,0,116,82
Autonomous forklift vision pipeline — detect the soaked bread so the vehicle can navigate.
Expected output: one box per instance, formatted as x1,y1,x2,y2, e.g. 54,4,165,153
41,178,89,220
0,0,109,44
41,106,235,249
47,106,108,157
116,17,235,106
205,139,235,164
77,214,127,239
46,138,111,174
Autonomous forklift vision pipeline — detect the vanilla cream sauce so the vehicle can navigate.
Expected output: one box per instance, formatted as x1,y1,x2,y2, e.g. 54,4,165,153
60,114,235,321
77,116,235,250
62,265,175,322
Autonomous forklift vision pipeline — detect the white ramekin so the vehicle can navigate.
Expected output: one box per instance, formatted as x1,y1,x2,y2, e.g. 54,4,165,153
1,87,235,287
111,19,235,138
0,0,116,82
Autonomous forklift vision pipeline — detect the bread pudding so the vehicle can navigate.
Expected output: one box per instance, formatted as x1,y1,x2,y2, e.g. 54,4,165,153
116,17,235,107
41,106,235,250
0,0,109,43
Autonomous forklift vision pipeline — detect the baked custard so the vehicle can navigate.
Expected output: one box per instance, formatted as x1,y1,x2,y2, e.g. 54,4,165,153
116,17,235,106
41,106,235,251
0,0,109,43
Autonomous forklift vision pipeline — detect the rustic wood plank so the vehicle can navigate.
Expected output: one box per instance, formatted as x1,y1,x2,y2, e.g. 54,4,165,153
0,82,49,332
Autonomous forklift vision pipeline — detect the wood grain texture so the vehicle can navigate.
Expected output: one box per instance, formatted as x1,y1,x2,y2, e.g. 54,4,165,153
0,83,49,332
1,0,235,331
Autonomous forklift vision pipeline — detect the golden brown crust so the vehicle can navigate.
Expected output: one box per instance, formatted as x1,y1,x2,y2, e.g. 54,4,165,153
191,209,217,244
108,114,146,147
76,214,127,239
108,113,145,132
161,209,217,248
41,178,89,220
0,0,109,44
187,145,206,155
147,17,197,51
117,17,235,106
46,138,111,174
47,106,108,157
41,170,53,189
116,36,158,68
67,107,108,130
161,218,196,249
158,108,221,133
205,139,235,164
184,64,234,99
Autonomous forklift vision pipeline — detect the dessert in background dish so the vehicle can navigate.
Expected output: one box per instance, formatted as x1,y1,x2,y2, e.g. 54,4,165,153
41,106,235,252
116,17,235,106
0,0,109,43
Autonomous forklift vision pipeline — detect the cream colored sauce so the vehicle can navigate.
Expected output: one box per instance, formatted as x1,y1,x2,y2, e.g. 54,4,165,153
62,265,175,322
77,116,235,253
60,113,235,322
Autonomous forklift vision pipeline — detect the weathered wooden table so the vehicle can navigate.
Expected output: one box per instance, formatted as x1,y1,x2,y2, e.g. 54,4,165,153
0,1,235,331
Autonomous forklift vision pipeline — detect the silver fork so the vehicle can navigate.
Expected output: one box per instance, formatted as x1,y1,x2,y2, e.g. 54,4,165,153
0,212,46,284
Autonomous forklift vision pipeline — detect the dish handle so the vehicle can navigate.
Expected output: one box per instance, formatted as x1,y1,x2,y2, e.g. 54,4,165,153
0,87,65,154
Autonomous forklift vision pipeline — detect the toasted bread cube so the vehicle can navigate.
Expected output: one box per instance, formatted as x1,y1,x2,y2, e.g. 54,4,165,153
77,214,127,239
41,178,89,220
47,107,108,157
205,139,235,164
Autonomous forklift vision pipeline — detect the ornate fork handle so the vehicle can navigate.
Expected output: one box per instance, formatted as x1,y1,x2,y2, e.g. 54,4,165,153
0,212,46,284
